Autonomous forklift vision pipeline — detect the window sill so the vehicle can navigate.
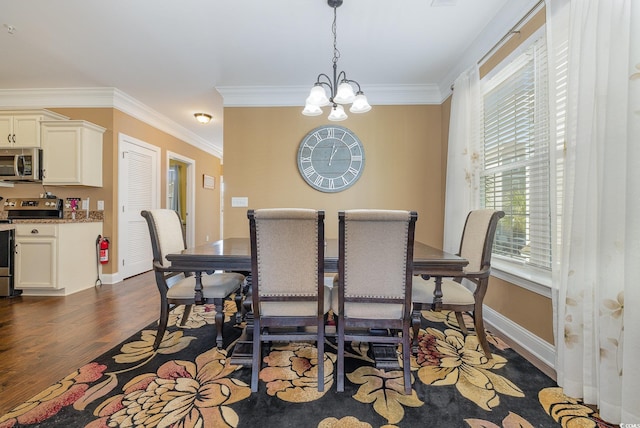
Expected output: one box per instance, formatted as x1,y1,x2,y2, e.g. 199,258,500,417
490,258,552,298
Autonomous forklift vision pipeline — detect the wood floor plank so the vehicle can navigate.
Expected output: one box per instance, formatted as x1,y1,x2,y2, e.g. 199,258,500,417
0,272,159,415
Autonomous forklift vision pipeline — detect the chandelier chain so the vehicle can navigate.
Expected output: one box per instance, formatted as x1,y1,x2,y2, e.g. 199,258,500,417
332,5,340,65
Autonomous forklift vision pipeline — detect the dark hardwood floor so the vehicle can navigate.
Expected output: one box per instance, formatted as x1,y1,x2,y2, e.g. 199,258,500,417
0,272,159,415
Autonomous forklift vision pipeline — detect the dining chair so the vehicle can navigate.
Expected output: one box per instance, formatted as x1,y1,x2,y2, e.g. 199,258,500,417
334,209,418,394
411,209,504,359
141,209,245,350
248,208,330,393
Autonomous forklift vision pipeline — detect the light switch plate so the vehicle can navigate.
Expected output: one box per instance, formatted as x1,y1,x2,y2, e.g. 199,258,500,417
231,197,248,207
97,200,104,211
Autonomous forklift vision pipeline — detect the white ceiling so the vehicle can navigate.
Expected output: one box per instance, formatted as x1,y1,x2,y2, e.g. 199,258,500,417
0,0,538,157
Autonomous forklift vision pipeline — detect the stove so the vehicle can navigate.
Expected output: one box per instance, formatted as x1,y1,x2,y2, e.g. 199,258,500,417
4,198,64,219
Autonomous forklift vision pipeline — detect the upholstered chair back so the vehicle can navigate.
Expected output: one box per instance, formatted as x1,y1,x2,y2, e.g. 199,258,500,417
144,209,186,268
251,208,325,317
459,209,501,274
339,209,416,320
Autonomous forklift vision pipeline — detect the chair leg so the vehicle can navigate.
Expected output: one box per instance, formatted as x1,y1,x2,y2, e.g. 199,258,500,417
317,318,325,392
337,316,345,392
251,320,261,392
411,304,422,355
454,311,468,334
472,306,492,359
234,289,243,324
154,300,170,350
180,305,193,326
402,326,412,395
213,297,225,349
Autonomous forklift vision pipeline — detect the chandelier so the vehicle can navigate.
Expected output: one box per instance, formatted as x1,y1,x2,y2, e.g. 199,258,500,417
302,0,371,121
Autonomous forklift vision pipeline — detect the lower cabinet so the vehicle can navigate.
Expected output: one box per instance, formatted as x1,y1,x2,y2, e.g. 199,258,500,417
15,222,103,295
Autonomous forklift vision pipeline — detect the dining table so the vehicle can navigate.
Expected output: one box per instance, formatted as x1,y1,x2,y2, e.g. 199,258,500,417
166,237,468,367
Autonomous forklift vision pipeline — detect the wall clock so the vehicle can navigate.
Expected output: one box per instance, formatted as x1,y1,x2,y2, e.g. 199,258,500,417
297,125,365,193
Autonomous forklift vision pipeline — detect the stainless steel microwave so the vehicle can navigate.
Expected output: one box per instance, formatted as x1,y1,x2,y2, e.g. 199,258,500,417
0,148,42,182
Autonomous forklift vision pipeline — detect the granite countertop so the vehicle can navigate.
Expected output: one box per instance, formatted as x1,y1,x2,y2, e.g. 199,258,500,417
10,218,103,224
0,210,104,224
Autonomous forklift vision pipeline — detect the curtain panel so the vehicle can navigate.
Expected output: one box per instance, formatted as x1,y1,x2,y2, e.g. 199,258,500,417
442,65,481,254
548,0,639,423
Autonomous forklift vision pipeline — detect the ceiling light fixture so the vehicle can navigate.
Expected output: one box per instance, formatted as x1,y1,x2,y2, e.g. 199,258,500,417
302,0,371,121
194,113,212,124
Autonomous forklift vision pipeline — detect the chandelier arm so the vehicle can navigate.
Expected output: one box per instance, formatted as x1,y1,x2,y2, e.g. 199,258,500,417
315,73,333,86
343,78,363,93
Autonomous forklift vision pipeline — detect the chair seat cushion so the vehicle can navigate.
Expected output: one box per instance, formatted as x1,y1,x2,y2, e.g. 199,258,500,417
167,272,244,299
412,275,475,305
259,285,333,317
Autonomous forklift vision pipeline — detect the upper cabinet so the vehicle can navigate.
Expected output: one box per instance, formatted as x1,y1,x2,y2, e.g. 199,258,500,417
0,110,68,148
41,120,105,187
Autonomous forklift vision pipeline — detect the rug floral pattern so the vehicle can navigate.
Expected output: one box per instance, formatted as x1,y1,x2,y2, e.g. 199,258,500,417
0,301,616,428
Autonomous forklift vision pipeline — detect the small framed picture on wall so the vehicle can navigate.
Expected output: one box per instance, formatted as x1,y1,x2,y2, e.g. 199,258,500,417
203,174,215,190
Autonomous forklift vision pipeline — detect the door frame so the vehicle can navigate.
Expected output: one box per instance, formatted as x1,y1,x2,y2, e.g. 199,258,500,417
166,151,195,248
117,133,161,282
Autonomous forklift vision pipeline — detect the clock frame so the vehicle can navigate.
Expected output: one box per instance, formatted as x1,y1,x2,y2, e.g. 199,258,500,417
297,125,365,193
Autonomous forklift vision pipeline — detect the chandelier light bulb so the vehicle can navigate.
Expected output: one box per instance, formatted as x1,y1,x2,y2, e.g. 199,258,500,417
328,104,348,121
307,85,330,107
333,82,356,104
302,103,323,116
349,93,372,113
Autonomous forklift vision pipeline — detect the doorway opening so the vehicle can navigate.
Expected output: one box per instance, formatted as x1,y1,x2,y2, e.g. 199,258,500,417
167,152,195,248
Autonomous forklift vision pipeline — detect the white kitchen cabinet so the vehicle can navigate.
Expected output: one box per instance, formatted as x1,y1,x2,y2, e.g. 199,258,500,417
15,224,58,289
41,120,105,187
14,222,103,295
0,110,68,148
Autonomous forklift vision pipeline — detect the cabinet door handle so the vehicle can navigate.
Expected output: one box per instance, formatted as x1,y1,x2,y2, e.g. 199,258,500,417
12,134,16,143
6,134,10,143
31,229,39,234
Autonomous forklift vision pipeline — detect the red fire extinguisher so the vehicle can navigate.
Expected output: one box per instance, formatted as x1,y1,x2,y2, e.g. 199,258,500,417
99,237,110,264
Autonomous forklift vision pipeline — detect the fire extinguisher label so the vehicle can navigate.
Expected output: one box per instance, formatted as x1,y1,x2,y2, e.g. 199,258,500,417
99,238,109,264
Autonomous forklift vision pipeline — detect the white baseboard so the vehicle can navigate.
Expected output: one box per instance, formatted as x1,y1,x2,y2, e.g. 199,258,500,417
484,305,556,372
97,272,123,285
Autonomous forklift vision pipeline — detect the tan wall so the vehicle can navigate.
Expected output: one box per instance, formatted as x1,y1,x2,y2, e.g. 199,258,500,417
485,277,554,344
222,105,445,245
0,107,222,277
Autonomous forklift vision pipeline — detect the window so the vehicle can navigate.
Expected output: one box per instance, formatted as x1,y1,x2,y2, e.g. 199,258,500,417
480,35,552,273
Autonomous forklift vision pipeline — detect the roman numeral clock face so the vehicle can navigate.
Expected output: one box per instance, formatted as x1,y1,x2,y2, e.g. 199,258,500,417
297,125,365,193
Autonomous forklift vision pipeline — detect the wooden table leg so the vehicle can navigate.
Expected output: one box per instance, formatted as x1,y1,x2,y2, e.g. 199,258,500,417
230,275,254,367
194,271,204,305
432,276,443,311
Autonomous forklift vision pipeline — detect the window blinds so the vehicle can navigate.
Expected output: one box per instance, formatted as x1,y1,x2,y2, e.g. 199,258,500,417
481,36,552,270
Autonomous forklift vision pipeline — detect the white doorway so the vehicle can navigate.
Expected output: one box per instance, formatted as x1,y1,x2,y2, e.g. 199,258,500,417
118,133,161,280
167,151,195,248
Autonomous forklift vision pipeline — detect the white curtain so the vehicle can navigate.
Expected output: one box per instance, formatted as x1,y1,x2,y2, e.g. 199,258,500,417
549,0,640,423
442,65,481,254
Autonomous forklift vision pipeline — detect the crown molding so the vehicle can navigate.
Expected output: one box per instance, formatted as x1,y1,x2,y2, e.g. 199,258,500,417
0,87,222,158
216,83,443,107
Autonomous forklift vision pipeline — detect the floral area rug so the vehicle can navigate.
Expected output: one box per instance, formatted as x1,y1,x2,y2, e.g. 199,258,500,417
0,297,615,428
